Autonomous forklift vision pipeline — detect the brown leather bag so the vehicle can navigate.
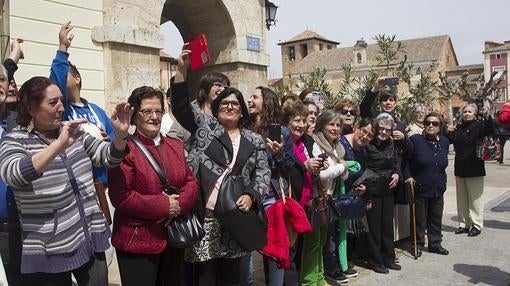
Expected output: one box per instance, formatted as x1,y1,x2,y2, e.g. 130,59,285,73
308,180,330,228
94,182,112,225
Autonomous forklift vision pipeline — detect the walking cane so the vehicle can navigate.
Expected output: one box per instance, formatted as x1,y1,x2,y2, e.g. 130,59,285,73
408,181,418,259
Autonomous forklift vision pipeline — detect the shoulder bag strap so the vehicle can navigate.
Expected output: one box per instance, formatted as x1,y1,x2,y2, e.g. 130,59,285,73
129,135,169,188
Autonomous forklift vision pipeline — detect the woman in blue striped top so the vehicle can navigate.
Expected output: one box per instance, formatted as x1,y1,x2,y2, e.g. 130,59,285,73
0,76,133,285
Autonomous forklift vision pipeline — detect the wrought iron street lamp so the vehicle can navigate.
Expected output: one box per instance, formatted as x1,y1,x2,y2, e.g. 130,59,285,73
265,0,278,30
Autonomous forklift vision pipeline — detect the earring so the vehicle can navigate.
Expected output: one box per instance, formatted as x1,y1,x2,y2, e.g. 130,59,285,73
27,118,35,132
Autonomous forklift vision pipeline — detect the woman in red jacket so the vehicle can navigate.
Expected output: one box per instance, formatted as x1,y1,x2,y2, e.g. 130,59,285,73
109,86,199,286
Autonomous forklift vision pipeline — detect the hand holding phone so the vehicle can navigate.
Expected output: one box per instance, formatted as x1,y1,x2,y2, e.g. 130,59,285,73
317,153,328,167
268,124,282,143
383,76,399,86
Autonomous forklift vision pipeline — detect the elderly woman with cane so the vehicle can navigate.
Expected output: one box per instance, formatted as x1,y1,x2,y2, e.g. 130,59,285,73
404,112,450,257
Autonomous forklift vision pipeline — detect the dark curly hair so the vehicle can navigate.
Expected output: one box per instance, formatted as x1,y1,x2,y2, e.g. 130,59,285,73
17,76,55,127
197,72,230,108
249,86,281,138
127,86,164,125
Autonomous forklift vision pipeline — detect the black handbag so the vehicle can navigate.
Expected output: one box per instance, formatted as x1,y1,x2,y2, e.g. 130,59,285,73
331,192,365,219
213,149,267,251
130,136,205,248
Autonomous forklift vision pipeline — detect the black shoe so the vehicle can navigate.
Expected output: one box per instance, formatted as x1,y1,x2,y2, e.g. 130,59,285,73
371,264,389,274
454,227,469,234
429,246,449,255
385,262,402,271
468,227,481,237
343,268,358,278
324,271,349,284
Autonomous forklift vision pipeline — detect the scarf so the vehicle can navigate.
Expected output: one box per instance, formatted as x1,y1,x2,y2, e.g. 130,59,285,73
311,132,345,164
293,138,314,207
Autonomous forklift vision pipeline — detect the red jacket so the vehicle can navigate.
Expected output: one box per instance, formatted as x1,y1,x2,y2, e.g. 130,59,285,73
498,102,510,128
109,132,199,254
262,197,312,269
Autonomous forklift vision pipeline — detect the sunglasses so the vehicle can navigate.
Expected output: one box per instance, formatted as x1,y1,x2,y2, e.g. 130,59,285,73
339,109,356,116
424,120,440,127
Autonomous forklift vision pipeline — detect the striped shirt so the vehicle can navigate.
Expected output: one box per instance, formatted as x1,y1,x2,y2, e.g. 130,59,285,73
0,128,124,273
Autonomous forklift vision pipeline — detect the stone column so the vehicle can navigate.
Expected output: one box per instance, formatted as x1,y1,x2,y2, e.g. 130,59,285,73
92,0,165,111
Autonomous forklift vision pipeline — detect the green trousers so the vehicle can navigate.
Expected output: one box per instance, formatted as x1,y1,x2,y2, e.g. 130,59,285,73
300,224,328,286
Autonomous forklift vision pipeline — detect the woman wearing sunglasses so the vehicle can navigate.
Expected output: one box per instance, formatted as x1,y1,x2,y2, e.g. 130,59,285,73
403,112,450,257
334,100,358,135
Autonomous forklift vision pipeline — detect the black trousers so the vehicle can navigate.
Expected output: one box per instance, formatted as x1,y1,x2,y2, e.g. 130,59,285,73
365,195,395,267
323,220,340,274
193,257,241,286
412,196,444,249
116,247,184,286
18,252,107,286
0,225,22,285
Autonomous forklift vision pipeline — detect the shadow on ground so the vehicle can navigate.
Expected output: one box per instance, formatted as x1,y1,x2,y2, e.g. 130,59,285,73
453,264,510,286
483,219,510,230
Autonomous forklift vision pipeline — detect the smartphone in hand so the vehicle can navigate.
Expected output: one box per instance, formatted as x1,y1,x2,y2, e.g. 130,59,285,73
317,153,328,167
268,124,282,142
383,76,399,86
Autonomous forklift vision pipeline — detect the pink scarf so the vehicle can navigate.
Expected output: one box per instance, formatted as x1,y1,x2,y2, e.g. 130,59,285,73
293,138,313,207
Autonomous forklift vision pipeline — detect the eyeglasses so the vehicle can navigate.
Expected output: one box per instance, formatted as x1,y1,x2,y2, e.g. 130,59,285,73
219,100,241,110
339,109,356,116
424,120,440,127
308,111,319,116
212,82,226,89
139,109,163,118
378,126,392,134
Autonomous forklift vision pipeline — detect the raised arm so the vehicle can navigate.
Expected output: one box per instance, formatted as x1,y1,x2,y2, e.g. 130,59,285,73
360,77,386,119
4,38,24,83
49,22,73,109
170,49,209,134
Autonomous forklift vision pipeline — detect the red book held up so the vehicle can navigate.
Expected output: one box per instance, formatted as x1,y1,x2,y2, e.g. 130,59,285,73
188,34,211,71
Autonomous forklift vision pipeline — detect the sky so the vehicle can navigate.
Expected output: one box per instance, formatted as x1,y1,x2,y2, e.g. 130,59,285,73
161,0,510,79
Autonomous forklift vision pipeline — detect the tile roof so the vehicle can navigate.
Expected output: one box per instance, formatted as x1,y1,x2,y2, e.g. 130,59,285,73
289,35,453,74
278,29,339,45
447,64,483,72
484,43,510,53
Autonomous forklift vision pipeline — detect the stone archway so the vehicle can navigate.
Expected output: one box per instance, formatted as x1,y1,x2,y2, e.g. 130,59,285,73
93,0,269,111
161,0,270,98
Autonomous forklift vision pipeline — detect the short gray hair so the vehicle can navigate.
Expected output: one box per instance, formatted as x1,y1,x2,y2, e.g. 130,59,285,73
462,102,478,115
374,112,396,129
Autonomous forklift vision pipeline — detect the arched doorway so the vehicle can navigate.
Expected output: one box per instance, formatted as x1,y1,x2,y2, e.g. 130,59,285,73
160,0,270,98
94,0,269,110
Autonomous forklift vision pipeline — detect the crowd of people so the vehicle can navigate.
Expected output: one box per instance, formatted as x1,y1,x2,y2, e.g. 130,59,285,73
0,21,508,286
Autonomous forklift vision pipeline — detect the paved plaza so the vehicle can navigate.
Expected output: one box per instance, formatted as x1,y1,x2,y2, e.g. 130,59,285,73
108,144,510,286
